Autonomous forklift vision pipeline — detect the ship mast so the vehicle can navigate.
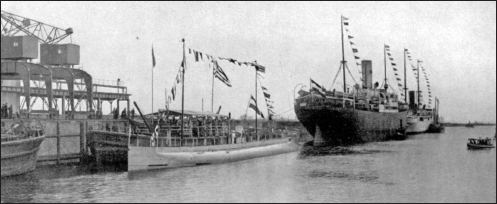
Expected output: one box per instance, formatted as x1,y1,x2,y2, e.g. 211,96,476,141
341,16,347,106
212,61,215,112
181,39,186,144
384,44,387,91
404,48,407,104
255,60,258,140
417,60,421,109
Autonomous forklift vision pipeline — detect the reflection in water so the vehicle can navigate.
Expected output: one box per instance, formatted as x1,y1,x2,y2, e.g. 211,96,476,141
1,174,40,203
1,126,496,203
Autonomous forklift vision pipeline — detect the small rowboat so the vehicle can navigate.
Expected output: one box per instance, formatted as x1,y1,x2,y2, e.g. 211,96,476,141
467,138,494,149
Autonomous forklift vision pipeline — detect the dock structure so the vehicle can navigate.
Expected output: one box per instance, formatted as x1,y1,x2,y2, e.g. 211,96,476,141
1,10,131,120
1,61,131,120
1,10,133,166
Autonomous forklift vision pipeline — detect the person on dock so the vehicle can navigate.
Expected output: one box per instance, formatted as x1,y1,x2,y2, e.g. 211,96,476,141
8,105,13,119
1,103,6,118
130,108,135,120
121,108,127,119
113,108,118,119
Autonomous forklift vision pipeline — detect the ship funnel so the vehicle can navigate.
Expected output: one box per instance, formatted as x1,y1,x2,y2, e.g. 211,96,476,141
361,60,373,89
409,91,416,109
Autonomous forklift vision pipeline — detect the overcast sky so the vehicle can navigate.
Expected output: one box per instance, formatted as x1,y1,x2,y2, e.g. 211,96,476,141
2,2,496,123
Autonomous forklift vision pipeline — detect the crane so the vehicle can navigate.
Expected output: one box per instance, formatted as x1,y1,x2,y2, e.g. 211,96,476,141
1,10,73,44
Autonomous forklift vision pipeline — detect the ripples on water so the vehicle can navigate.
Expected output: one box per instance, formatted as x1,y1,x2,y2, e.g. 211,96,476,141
1,126,496,203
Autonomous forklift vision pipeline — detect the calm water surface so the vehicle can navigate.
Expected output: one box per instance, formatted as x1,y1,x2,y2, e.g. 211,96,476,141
2,126,496,203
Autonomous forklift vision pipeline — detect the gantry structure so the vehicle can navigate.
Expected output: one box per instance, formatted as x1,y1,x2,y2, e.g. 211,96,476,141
1,10,131,119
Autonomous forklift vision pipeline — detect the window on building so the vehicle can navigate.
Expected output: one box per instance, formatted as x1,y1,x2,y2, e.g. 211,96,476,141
13,42,19,47
58,49,62,54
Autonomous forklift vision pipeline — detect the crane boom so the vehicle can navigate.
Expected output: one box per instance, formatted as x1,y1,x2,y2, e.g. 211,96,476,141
1,10,73,44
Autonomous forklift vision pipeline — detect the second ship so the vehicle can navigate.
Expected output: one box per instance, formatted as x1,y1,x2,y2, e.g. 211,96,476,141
294,16,409,147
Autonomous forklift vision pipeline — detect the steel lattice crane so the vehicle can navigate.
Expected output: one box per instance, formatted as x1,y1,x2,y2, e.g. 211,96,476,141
1,10,73,44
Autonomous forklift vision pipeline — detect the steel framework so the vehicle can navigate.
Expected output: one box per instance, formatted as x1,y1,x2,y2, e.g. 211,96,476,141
1,10,73,44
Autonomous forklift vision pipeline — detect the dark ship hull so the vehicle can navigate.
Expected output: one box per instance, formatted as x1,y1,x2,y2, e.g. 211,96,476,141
295,98,408,146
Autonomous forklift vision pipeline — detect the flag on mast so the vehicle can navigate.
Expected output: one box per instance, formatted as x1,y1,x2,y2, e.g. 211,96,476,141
310,78,326,98
213,60,232,87
152,46,156,68
249,96,265,119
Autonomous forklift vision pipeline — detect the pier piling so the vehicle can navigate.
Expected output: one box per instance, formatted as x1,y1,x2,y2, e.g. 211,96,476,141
56,121,61,164
80,122,87,160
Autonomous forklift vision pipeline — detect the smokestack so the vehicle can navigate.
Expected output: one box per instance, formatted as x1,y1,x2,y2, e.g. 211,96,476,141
409,91,416,109
361,60,373,89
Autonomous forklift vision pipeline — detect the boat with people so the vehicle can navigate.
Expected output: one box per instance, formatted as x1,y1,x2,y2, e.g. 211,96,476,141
467,138,494,149
1,119,45,177
294,16,408,147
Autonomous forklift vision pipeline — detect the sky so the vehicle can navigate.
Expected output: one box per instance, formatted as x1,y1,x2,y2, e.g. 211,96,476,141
2,1,496,123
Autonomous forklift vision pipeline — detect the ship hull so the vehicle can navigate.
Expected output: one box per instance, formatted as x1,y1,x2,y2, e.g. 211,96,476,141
295,105,408,146
406,117,432,134
467,143,494,149
87,131,131,165
1,136,45,177
87,131,300,171
128,138,299,172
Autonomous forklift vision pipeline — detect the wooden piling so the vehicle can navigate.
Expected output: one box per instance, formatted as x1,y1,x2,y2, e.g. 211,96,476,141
57,121,61,164
80,122,87,160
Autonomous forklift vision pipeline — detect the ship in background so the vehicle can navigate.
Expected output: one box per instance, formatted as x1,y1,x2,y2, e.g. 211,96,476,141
404,53,444,134
294,16,408,147
405,59,434,134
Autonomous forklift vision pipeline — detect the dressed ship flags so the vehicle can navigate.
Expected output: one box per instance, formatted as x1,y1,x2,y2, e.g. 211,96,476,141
384,44,405,99
188,48,266,74
342,16,363,74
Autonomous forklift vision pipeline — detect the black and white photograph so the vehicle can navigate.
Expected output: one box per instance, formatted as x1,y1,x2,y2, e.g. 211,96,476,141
1,1,496,203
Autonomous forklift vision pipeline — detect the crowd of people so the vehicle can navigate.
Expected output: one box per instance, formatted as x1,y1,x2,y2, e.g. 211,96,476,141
111,108,135,120
1,103,13,119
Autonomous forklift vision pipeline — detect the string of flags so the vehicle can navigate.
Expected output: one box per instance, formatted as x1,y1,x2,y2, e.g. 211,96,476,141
310,78,327,98
420,65,432,107
385,45,404,99
342,16,363,81
189,47,274,119
406,49,429,106
407,56,432,108
405,49,416,79
406,51,418,80
189,48,266,74
188,47,267,88
259,81,275,120
164,44,276,114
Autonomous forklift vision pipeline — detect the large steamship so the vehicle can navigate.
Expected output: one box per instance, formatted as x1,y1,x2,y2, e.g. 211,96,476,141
294,17,408,146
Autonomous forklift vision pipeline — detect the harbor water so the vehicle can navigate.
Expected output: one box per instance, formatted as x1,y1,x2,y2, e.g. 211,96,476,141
1,126,495,203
